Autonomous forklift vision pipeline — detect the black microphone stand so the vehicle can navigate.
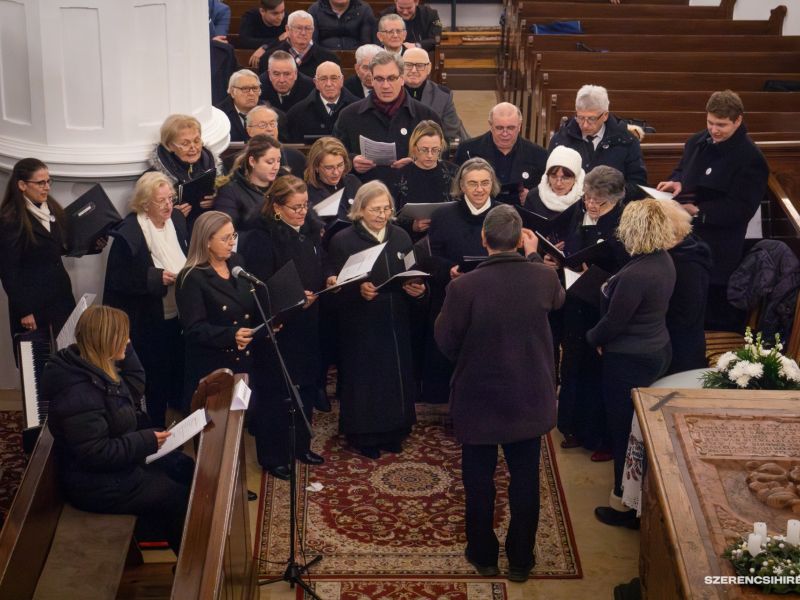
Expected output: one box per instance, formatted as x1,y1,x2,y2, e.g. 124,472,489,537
247,282,323,599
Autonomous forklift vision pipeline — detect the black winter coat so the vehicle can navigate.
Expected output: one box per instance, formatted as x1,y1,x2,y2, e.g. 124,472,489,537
307,173,362,222
215,95,250,143
258,71,316,113
309,0,376,50
454,132,547,206
669,123,768,284
343,74,367,99
392,161,456,241
332,92,443,183
558,200,629,275
260,41,340,78
282,147,308,179
380,4,442,51
287,88,359,143
548,114,647,202
435,253,564,444
325,222,419,435
176,254,258,405
215,169,270,227
238,8,287,50
0,213,75,343
43,345,156,511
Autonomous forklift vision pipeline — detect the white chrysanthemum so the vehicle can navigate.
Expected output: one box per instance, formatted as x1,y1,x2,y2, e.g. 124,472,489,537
729,361,753,382
743,362,764,378
735,376,751,388
717,352,737,371
778,356,800,382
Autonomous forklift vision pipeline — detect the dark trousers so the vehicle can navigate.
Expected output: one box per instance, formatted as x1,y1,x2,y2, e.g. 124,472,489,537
139,317,185,426
602,344,671,497
253,383,314,468
462,437,542,569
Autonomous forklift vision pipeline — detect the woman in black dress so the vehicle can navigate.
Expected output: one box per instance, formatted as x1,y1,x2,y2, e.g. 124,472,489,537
325,181,426,459
215,134,283,228
239,175,326,479
392,120,456,242
104,172,188,425
0,158,75,348
304,136,361,221
175,211,258,408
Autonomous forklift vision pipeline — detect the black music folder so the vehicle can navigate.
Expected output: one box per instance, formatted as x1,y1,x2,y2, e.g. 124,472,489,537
178,169,216,210
565,265,610,310
396,201,456,220
321,218,351,249
534,232,606,271
372,247,429,292
264,260,307,321
65,184,122,257
458,255,488,273
514,205,571,238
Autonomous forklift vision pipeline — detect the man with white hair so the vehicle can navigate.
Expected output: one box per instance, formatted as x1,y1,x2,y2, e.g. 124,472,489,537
287,61,358,142
455,103,547,206
376,14,407,55
380,0,442,51
215,69,263,142
259,10,339,77
548,84,647,201
259,50,315,113
344,43,381,98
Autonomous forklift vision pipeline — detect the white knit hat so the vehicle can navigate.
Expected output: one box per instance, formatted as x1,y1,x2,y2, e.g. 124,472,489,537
546,145,583,178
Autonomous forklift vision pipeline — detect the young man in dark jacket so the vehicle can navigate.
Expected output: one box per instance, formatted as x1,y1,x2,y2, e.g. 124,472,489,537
308,0,376,50
380,0,442,51
435,205,565,583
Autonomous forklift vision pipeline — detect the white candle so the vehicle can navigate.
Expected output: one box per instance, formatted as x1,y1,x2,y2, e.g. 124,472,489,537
754,522,768,538
787,520,800,546
747,533,763,557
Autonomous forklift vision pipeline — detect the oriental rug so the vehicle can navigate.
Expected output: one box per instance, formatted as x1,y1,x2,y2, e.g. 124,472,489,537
0,411,25,526
255,404,581,579
297,579,507,599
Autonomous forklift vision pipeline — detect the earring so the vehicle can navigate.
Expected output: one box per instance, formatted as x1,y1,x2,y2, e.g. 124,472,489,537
274,211,282,221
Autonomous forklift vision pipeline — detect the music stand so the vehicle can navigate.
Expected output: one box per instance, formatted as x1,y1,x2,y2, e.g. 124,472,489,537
245,262,324,599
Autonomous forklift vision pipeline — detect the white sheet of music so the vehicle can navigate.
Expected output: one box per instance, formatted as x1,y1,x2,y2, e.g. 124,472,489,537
314,188,344,217
337,242,387,285
359,135,397,166
638,184,675,201
56,293,96,350
564,268,582,290
146,408,208,464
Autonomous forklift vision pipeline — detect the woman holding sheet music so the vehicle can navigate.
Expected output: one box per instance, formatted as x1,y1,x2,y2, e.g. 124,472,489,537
238,175,325,479
103,172,188,427
0,158,75,349
304,137,362,222
42,305,194,554
325,181,425,459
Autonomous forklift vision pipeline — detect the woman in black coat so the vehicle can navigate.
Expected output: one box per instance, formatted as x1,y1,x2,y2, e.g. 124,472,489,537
421,158,499,403
304,136,362,222
104,172,189,425
238,175,326,479
215,135,283,228
392,121,457,242
0,158,75,348
325,180,426,459
42,305,194,554
175,211,258,408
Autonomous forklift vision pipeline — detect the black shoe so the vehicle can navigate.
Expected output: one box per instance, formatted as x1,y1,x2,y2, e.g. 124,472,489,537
314,390,332,413
266,465,291,480
464,549,500,577
594,506,640,529
507,564,533,583
354,445,380,459
297,451,325,465
379,441,402,453
247,490,258,501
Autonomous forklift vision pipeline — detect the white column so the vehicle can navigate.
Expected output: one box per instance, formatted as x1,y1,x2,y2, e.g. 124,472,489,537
0,0,231,388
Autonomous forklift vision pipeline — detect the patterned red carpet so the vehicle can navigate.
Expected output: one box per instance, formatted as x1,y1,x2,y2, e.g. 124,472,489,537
255,404,581,582
297,580,507,600
0,411,25,527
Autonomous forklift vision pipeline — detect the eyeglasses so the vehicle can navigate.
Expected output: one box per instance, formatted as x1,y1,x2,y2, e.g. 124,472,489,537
575,112,607,124
366,206,393,215
584,196,609,207
217,232,239,243
315,75,342,83
491,124,519,134
465,180,492,190
173,139,203,150
249,120,278,130
380,29,405,35
416,146,441,156
548,174,575,183
373,75,401,84
320,161,346,173
152,195,177,207
404,62,429,71
25,178,52,187
284,204,309,214
234,85,261,94
291,25,314,32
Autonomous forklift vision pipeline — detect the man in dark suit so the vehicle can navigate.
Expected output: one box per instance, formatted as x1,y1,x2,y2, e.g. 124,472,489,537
287,62,358,143
215,69,263,142
380,0,442,51
455,102,547,206
343,43,381,98
258,50,315,113
239,0,288,69
434,204,564,583
258,10,340,78
403,47,466,141
332,51,442,183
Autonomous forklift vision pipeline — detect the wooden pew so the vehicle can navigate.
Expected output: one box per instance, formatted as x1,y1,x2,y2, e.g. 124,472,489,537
0,370,256,600
515,0,735,20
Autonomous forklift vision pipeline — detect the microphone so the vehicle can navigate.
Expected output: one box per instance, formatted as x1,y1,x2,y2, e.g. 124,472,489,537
231,266,266,287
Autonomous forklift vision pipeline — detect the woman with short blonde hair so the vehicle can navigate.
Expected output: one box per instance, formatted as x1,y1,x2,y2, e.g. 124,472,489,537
303,137,360,222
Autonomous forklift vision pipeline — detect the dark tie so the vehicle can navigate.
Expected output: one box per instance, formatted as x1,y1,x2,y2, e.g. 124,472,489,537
238,112,247,127
326,102,336,116
586,135,596,160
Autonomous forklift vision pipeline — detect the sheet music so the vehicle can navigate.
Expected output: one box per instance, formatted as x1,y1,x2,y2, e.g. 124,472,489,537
145,408,208,463
638,184,675,201
564,268,582,290
313,188,344,217
404,250,416,270
231,379,251,411
337,242,387,284
359,135,397,166
56,293,96,350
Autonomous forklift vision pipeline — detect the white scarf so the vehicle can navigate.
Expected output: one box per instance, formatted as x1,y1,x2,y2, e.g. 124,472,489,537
465,198,491,216
536,170,585,214
25,197,52,232
365,225,386,242
138,213,186,319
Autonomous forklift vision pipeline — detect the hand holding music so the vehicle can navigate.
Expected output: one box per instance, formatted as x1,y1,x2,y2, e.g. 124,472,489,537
412,218,431,232
403,281,426,297
235,327,254,350
199,195,215,210
162,270,177,286
353,155,376,173
360,281,378,301
391,157,413,169
656,180,681,196
154,430,171,448
21,314,37,331
303,290,317,309
449,265,461,280
175,203,191,218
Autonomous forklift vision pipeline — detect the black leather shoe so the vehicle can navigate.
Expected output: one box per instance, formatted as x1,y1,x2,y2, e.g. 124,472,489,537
379,441,402,453
247,490,258,501
266,465,291,480
297,451,325,465
354,445,380,459
507,564,533,583
594,506,640,529
464,549,500,577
